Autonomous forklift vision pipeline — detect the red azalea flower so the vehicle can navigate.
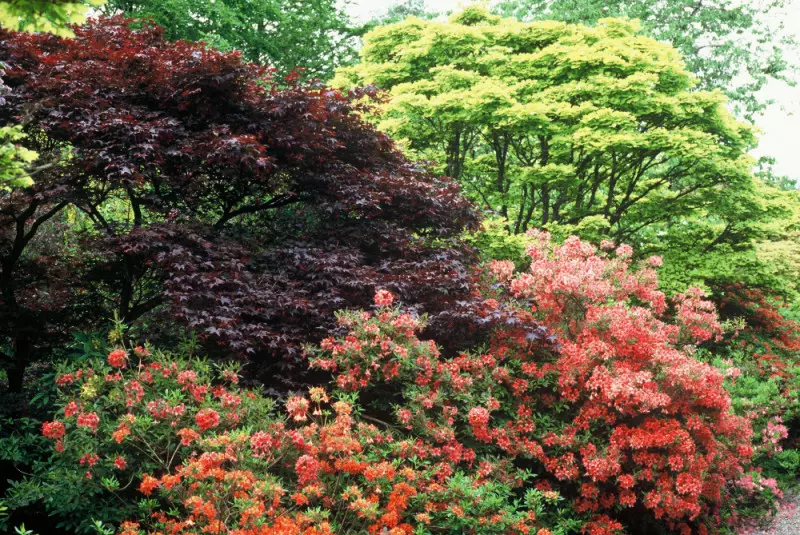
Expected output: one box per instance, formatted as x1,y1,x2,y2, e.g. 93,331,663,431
42,421,66,440
195,408,220,431
373,289,395,307
107,348,128,368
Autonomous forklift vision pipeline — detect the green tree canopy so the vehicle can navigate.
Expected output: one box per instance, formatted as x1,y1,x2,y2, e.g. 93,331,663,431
103,0,356,79
0,0,102,36
336,7,793,294
1,0,105,190
494,0,797,119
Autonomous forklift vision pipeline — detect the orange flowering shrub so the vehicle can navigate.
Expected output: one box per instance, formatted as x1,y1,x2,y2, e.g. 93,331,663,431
118,397,554,535
33,345,561,534
308,233,778,535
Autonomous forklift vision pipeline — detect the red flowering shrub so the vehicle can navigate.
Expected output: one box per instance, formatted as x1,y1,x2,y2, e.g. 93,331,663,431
17,343,563,534
699,285,800,500
308,234,778,534
717,286,800,416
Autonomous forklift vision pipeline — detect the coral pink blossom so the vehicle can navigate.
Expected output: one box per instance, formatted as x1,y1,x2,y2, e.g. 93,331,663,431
195,408,220,431
42,421,66,439
373,289,395,307
107,348,128,368
77,412,100,432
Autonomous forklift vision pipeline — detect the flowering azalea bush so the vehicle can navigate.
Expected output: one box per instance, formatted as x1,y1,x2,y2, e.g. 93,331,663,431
699,286,800,497
716,286,800,427
4,344,273,531
308,233,780,534
117,396,560,535
10,341,567,535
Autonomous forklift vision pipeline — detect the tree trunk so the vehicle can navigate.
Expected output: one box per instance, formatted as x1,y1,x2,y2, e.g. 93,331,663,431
6,337,31,393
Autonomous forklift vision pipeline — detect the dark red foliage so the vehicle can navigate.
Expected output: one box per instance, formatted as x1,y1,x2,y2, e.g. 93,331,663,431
717,285,800,392
0,17,478,390
718,285,800,354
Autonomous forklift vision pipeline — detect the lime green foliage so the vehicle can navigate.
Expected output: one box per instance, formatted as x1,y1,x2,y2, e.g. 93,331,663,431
758,233,800,294
0,0,104,37
494,0,798,119
1,0,101,190
338,7,793,294
463,216,534,268
102,0,355,79
756,189,800,295
0,125,36,190
652,178,797,296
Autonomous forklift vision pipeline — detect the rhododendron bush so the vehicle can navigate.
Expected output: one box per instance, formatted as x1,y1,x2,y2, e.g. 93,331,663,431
716,286,800,423
700,286,800,493
308,233,779,534
13,343,563,535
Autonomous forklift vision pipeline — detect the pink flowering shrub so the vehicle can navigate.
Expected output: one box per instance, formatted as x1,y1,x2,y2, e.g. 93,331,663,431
308,234,778,534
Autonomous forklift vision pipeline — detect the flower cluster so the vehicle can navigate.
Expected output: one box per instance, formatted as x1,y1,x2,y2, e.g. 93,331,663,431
107,349,128,368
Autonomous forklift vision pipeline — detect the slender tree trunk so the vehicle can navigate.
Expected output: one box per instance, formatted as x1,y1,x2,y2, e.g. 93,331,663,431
6,337,31,393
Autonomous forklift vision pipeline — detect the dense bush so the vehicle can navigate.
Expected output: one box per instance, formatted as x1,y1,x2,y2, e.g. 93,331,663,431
8,337,569,535
4,343,265,531
699,286,800,495
308,233,780,534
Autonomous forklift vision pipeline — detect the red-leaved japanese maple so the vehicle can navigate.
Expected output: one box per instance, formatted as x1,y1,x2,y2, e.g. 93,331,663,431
0,17,477,391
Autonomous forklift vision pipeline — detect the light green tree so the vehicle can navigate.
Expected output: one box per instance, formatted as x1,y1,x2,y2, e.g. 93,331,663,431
0,0,103,36
336,7,794,293
1,0,104,190
493,0,797,120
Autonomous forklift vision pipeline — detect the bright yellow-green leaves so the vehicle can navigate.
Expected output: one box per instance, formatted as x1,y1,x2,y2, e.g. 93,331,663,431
0,125,36,190
0,0,104,37
336,6,797,295
495,0,797,119
337,9,755,232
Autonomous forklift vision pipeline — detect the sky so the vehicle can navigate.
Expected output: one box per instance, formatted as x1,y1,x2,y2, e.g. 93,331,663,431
345,0,800,184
